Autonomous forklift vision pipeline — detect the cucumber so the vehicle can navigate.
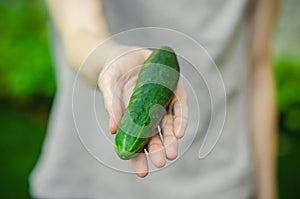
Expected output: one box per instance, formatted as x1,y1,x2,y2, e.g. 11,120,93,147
114,46,180,160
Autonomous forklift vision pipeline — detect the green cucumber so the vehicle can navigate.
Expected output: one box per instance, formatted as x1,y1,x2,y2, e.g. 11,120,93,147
114,46,180,160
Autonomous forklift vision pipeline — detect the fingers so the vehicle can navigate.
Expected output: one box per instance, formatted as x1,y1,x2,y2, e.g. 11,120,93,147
130,131,167,177
109,92,124,134
147,134,166,168
130,81,187,176
173,101,188,138
130,152,148,178
161,114,178,160
98,71,124,134
172,81,188,138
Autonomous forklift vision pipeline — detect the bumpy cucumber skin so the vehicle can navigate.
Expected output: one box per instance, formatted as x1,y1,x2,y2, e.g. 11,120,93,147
114,46,180,160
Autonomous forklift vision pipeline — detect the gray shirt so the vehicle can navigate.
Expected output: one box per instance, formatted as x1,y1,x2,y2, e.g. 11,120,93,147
30,0,255,198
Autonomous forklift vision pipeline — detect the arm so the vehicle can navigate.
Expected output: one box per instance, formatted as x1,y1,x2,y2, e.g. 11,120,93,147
45,0,117,85
249,0,281,198
45,0,188,177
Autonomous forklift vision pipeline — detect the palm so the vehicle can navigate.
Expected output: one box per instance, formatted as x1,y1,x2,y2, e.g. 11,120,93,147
98,48,188,177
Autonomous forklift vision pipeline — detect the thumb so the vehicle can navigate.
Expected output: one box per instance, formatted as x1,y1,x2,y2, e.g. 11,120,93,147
98,77,124,134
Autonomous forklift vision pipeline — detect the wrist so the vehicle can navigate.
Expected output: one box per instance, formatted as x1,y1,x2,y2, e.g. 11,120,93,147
64,33,118,69
63,32,121,84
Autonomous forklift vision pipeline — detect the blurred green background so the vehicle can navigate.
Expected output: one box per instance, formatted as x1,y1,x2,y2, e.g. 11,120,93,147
0,0,299,198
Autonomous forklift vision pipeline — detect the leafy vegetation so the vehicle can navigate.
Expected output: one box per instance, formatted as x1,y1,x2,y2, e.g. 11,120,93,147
275,56,300,136
0,0,56,102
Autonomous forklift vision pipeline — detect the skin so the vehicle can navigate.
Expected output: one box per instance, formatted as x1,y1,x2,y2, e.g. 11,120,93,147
250,0,281,198
98,49,188,176
45,0,279,197
45,0,188,178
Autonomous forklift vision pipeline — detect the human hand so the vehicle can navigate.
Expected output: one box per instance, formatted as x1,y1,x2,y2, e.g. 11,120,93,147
98,47,188,177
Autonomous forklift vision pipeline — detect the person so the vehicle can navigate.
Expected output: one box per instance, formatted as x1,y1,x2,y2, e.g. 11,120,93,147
30,0,280,198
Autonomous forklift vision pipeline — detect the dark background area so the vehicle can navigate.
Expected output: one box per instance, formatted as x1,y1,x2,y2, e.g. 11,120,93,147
0,0,299,198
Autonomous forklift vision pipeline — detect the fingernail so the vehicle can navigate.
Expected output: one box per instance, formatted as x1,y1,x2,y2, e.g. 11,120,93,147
174,123,182,138
150,152,166,168
166,147,177,160
109,118,116,134
136,171,148,178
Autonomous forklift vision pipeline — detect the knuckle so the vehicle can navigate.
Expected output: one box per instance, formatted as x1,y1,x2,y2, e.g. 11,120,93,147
164,135,177,144
103,100,112,114
97,77,108,90
161,114,171,127
164,115,173,126
148,142,164,152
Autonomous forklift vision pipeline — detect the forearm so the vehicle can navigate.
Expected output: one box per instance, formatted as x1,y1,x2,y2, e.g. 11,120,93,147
250,62,277,199
249,0,280,197
45,0,118,84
